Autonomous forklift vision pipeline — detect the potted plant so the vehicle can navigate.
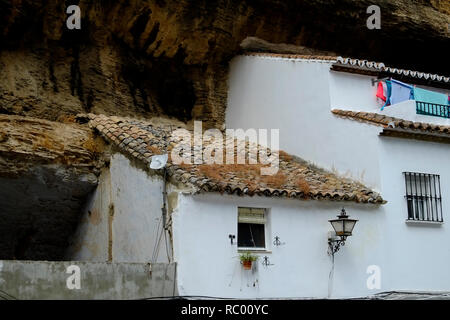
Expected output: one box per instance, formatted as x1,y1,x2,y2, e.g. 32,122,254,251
239,252,258,270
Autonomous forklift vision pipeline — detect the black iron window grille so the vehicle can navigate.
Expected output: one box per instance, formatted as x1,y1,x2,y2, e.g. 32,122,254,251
416,101,450,119
404,172,443,222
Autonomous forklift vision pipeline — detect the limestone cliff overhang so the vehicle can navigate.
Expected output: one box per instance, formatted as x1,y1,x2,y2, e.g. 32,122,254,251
0,114,106,260
332,109,450,144
243,52,450,89
0,114,105,175
84,113,385,204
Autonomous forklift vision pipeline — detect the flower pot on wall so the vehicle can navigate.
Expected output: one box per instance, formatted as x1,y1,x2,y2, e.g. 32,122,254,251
242,260,252,270
239,252,258,270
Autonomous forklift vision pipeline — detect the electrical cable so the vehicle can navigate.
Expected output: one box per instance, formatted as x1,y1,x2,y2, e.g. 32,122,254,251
163,228,171,263
0,289,17,300
151,219,161,262
172,261,177,297
152,225,164,263
151,216,164,263
328,252,335,298
139,295,233,300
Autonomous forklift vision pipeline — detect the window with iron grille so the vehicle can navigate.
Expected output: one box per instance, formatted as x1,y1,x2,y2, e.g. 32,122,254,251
404,172,443,222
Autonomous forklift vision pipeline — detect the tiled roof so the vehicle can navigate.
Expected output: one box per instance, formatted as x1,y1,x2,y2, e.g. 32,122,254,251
331,109,450,136
243,52,338,61
243,52,449,83
83,113,385,204
334,57,450,83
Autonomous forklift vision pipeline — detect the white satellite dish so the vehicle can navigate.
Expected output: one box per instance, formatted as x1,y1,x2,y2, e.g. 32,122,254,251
149,154,168,170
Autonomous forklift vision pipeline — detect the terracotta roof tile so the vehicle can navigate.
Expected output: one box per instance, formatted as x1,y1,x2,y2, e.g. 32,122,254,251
85,113,385,204
331,109,450,135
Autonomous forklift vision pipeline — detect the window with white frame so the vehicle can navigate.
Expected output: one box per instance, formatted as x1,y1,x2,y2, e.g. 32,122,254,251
237,207,267,249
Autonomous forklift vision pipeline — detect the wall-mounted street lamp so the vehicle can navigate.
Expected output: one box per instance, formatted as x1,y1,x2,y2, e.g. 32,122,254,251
328,208,358,255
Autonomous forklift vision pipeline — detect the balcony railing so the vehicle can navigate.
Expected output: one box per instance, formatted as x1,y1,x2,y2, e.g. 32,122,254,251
416,101,450,119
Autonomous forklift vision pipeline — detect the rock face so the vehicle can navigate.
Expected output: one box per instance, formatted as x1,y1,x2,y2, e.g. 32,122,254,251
0,0,448,128
0,115,106,259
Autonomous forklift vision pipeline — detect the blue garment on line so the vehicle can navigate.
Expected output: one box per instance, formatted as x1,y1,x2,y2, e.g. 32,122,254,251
413,87,448,105
413,87,449,117
390,79,413,105
381,80,392,110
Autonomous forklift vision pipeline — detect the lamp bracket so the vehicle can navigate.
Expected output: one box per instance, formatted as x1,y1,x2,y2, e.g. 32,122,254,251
328,236,347,255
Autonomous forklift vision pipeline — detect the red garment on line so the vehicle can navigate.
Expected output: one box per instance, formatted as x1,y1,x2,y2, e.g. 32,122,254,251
376,81,386,102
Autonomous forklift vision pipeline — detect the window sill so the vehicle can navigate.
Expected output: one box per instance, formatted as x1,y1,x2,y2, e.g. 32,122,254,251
238,248,272,254
405,219,443,227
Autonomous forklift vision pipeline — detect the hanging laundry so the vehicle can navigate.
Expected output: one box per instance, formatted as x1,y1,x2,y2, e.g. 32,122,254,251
413,87,448,106
376,81,386,102
389,79,413,105
413,86,449,117
380,80,392,110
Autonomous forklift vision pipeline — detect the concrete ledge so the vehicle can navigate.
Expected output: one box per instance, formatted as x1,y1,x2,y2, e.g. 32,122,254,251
405,220,443,227
364,290,450,300
0,260,177,300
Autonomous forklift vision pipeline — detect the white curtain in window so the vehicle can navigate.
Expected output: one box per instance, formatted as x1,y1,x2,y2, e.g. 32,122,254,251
238,207,266,224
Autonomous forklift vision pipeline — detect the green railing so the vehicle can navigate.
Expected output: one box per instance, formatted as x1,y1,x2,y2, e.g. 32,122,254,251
416,101,450,119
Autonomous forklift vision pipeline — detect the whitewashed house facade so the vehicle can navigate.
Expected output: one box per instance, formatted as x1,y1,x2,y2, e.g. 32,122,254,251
67,53,450,299
226,53,450,297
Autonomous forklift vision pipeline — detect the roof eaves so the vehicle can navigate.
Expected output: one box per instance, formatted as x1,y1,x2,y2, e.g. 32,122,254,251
334,57,450,84
331,109,450,140
243,52,338,62
85,113,386,205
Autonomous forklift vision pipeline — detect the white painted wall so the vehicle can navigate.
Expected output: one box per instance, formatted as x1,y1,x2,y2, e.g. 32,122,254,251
66,168,111,261
109,153,172,263
226,55,450,189
329,71,384,112
67,55,450,297
173,168,450,298
226,55,383,190
67,153,172,263
221,54,450,298
67,144,450,297
172,193,388,299
378,137,450,292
